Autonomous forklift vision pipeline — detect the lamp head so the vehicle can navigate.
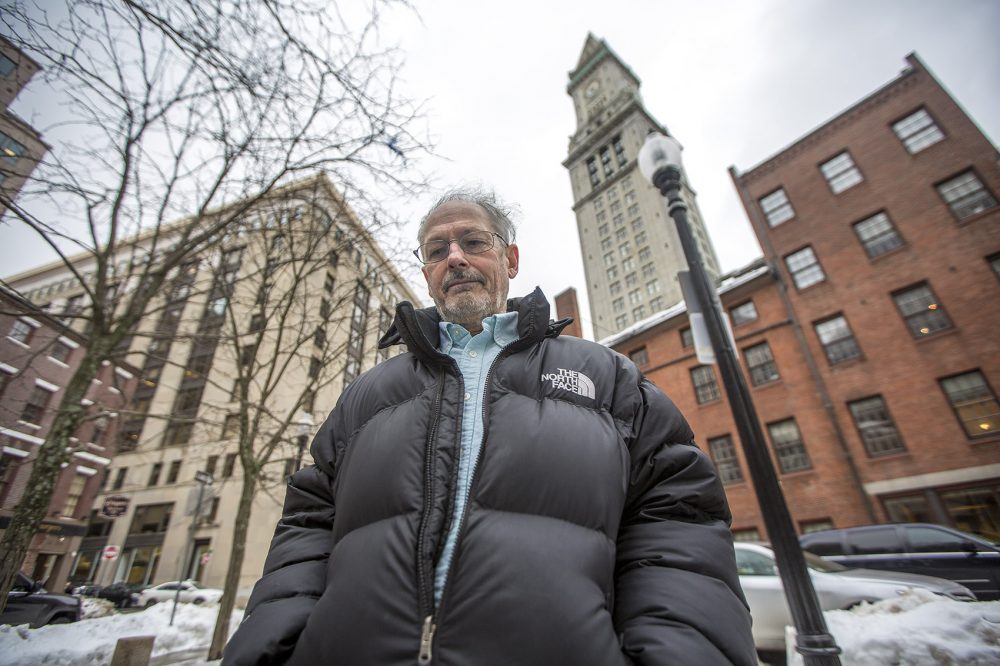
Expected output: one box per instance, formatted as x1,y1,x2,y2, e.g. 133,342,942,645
297,411,314,436
638,132,684,183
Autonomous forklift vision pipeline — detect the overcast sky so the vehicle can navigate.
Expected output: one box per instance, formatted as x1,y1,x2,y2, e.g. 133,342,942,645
3,0,998,339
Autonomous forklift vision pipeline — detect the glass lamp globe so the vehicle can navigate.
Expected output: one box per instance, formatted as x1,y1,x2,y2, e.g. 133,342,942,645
638,133,684,183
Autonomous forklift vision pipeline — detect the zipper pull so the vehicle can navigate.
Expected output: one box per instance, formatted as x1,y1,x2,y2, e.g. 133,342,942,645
418,614,436,663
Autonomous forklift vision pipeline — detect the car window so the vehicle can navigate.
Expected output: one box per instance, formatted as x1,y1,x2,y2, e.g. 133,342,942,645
906,526,975,553
803,551,848,573
846,526,901,554
159,584,179,590
800,532,844,556
735,549,777,576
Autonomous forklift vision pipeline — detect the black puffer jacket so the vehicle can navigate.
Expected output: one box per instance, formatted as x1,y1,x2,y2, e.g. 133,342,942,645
225,288,755,665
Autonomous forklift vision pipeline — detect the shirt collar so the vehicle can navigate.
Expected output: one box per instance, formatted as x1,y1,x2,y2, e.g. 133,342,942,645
438,311,519,352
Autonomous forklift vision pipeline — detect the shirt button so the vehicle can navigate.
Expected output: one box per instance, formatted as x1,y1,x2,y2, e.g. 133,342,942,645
464,393,471,401
469,351,478,358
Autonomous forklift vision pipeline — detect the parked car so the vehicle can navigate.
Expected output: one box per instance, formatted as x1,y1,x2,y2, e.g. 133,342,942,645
138,580,223,607
98,582,144,608
799,523,1000,601
2,572,82,628
735,542,975,662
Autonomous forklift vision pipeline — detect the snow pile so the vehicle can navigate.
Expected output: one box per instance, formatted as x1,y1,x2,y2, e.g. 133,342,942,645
0,602,244,666
80,597,115,619
788,589,1000,665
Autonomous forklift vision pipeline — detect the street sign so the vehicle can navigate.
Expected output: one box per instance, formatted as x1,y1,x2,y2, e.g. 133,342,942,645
195,470,214,486
102,545,120,561
101,495,130,518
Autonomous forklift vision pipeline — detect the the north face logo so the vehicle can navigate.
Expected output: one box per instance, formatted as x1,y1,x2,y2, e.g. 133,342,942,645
541,368,596,399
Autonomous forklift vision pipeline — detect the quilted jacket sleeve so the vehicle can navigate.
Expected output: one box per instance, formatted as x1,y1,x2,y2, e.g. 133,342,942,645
614,376,757,666
223,463,336,665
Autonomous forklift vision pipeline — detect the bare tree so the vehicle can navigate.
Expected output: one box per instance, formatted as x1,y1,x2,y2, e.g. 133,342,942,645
0,0,427,611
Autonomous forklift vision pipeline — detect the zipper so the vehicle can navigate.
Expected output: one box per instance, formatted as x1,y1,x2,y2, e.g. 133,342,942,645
433,340,523,622
418,614,437,663
415,370,447,631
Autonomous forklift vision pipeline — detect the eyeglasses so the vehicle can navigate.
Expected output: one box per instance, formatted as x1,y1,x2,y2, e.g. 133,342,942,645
413,230,508,264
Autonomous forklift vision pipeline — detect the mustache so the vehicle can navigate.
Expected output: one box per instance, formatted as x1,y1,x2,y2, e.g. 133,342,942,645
443,270,485,291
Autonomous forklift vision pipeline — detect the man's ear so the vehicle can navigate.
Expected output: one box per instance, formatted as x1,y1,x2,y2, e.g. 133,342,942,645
505,244,519,278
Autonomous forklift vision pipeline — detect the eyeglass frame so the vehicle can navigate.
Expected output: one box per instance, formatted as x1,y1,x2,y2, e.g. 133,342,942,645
412,230,509,264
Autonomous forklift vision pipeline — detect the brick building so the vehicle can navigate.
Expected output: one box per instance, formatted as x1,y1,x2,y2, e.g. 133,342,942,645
0,36,47,210
0,287,138,588
606,53,1000,542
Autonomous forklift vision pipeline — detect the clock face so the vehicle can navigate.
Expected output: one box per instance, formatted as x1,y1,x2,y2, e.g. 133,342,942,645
585,80,600,100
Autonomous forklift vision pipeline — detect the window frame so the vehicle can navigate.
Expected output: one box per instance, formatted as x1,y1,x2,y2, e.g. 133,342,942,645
938,370,1000,439
690,365,721,405
891,107,945,154
784,246,826,290
743,341,780,386
707,434,743,485
758,188,795,227
813,314,862,365
730,300,758,326
853,211,905,259
767,418,813,473
847,395,907,457
891,281,952,339
935,169,998,221
819,151,864,194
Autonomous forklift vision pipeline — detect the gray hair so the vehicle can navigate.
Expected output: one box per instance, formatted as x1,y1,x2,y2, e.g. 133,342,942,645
417,187,518,245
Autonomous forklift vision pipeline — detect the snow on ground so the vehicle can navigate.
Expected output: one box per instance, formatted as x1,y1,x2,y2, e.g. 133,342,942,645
0,602,243,666
788,589,1000,665
3,590,999,665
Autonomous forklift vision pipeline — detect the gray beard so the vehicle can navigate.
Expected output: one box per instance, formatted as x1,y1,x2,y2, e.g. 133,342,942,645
435,289,507,331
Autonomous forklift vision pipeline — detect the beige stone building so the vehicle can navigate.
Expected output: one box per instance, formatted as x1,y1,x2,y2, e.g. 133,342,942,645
564,34,720,339
4,174,421,602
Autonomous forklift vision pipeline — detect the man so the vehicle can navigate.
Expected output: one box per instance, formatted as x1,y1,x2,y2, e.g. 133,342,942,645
225,189,756,665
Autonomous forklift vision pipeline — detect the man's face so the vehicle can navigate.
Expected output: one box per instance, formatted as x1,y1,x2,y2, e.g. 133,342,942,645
420,201,519,333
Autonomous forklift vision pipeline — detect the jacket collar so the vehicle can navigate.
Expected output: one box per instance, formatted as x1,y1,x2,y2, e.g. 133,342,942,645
378,287,572,365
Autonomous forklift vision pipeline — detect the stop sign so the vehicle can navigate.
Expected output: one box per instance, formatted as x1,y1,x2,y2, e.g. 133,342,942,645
102,545,120,560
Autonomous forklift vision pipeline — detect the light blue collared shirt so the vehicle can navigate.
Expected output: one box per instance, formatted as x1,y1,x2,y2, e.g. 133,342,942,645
433,311,520,606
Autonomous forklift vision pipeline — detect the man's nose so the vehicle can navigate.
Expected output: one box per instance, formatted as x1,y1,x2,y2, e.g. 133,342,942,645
446,240,470,267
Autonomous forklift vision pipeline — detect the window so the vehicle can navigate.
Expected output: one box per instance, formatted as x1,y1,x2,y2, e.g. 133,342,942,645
586,157,600,187
759,188,795,227
205,455,219,477
8,319,33,345
690,366,721,404
49,339,73,364
612,297,624,312
129,503,172,534
222,453,237,478
112,468,127,490
680,327,693,349
632,218,644,232
628,289,642,306
813,314,861,364
892,282,951,338
314,328,326,349
248,314,263,334
708,435,742,484
939,370,1000,438
799,519,834,535
0,53,14,76
615,315,628,330
615,228,628,242
600,237,612,251
625,272,638,287
628,204,640,219
166,460,181,484
612,135,626,165
645,279,660,296
936,170,997,220
21,385,53,425
634,231,647,245
609,281,621,296
632,306,646,321
819,151,863,193
598,223,609,236
989,253,1000,280
147,463,163,487
743,342,779,386
629,347,648,367
638,246,652,262
600,147,613,176
603,252,615,267
62,474,88,518
619,242,630,259
732,528,761,543
848,396,906,456
784,247,825,289
309,356,321,380
622,258,635,272
0,132,26,164
767,419,812,473
222,414,240,439
892,108,944,154
730,301,758,326
650,296,664,311
344,283,370,387
854,211,904,258
641,263,655,279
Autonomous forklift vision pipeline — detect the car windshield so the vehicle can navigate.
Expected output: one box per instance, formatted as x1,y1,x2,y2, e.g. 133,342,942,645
187,581,204,589
804,550,848,573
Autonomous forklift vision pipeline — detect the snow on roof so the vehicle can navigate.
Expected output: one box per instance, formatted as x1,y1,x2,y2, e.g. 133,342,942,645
598,260,771,349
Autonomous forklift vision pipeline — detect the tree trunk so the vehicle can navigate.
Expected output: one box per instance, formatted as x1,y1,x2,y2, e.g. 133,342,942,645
208,467,257,660
0,349,102,611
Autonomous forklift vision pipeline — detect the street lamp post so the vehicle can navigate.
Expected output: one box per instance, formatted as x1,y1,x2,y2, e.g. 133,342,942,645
638,133,841,665
170,470,214,626
295,412,314,471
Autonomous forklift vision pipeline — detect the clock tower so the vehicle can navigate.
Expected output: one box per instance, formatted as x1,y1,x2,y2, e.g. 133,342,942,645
564,34,720,339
